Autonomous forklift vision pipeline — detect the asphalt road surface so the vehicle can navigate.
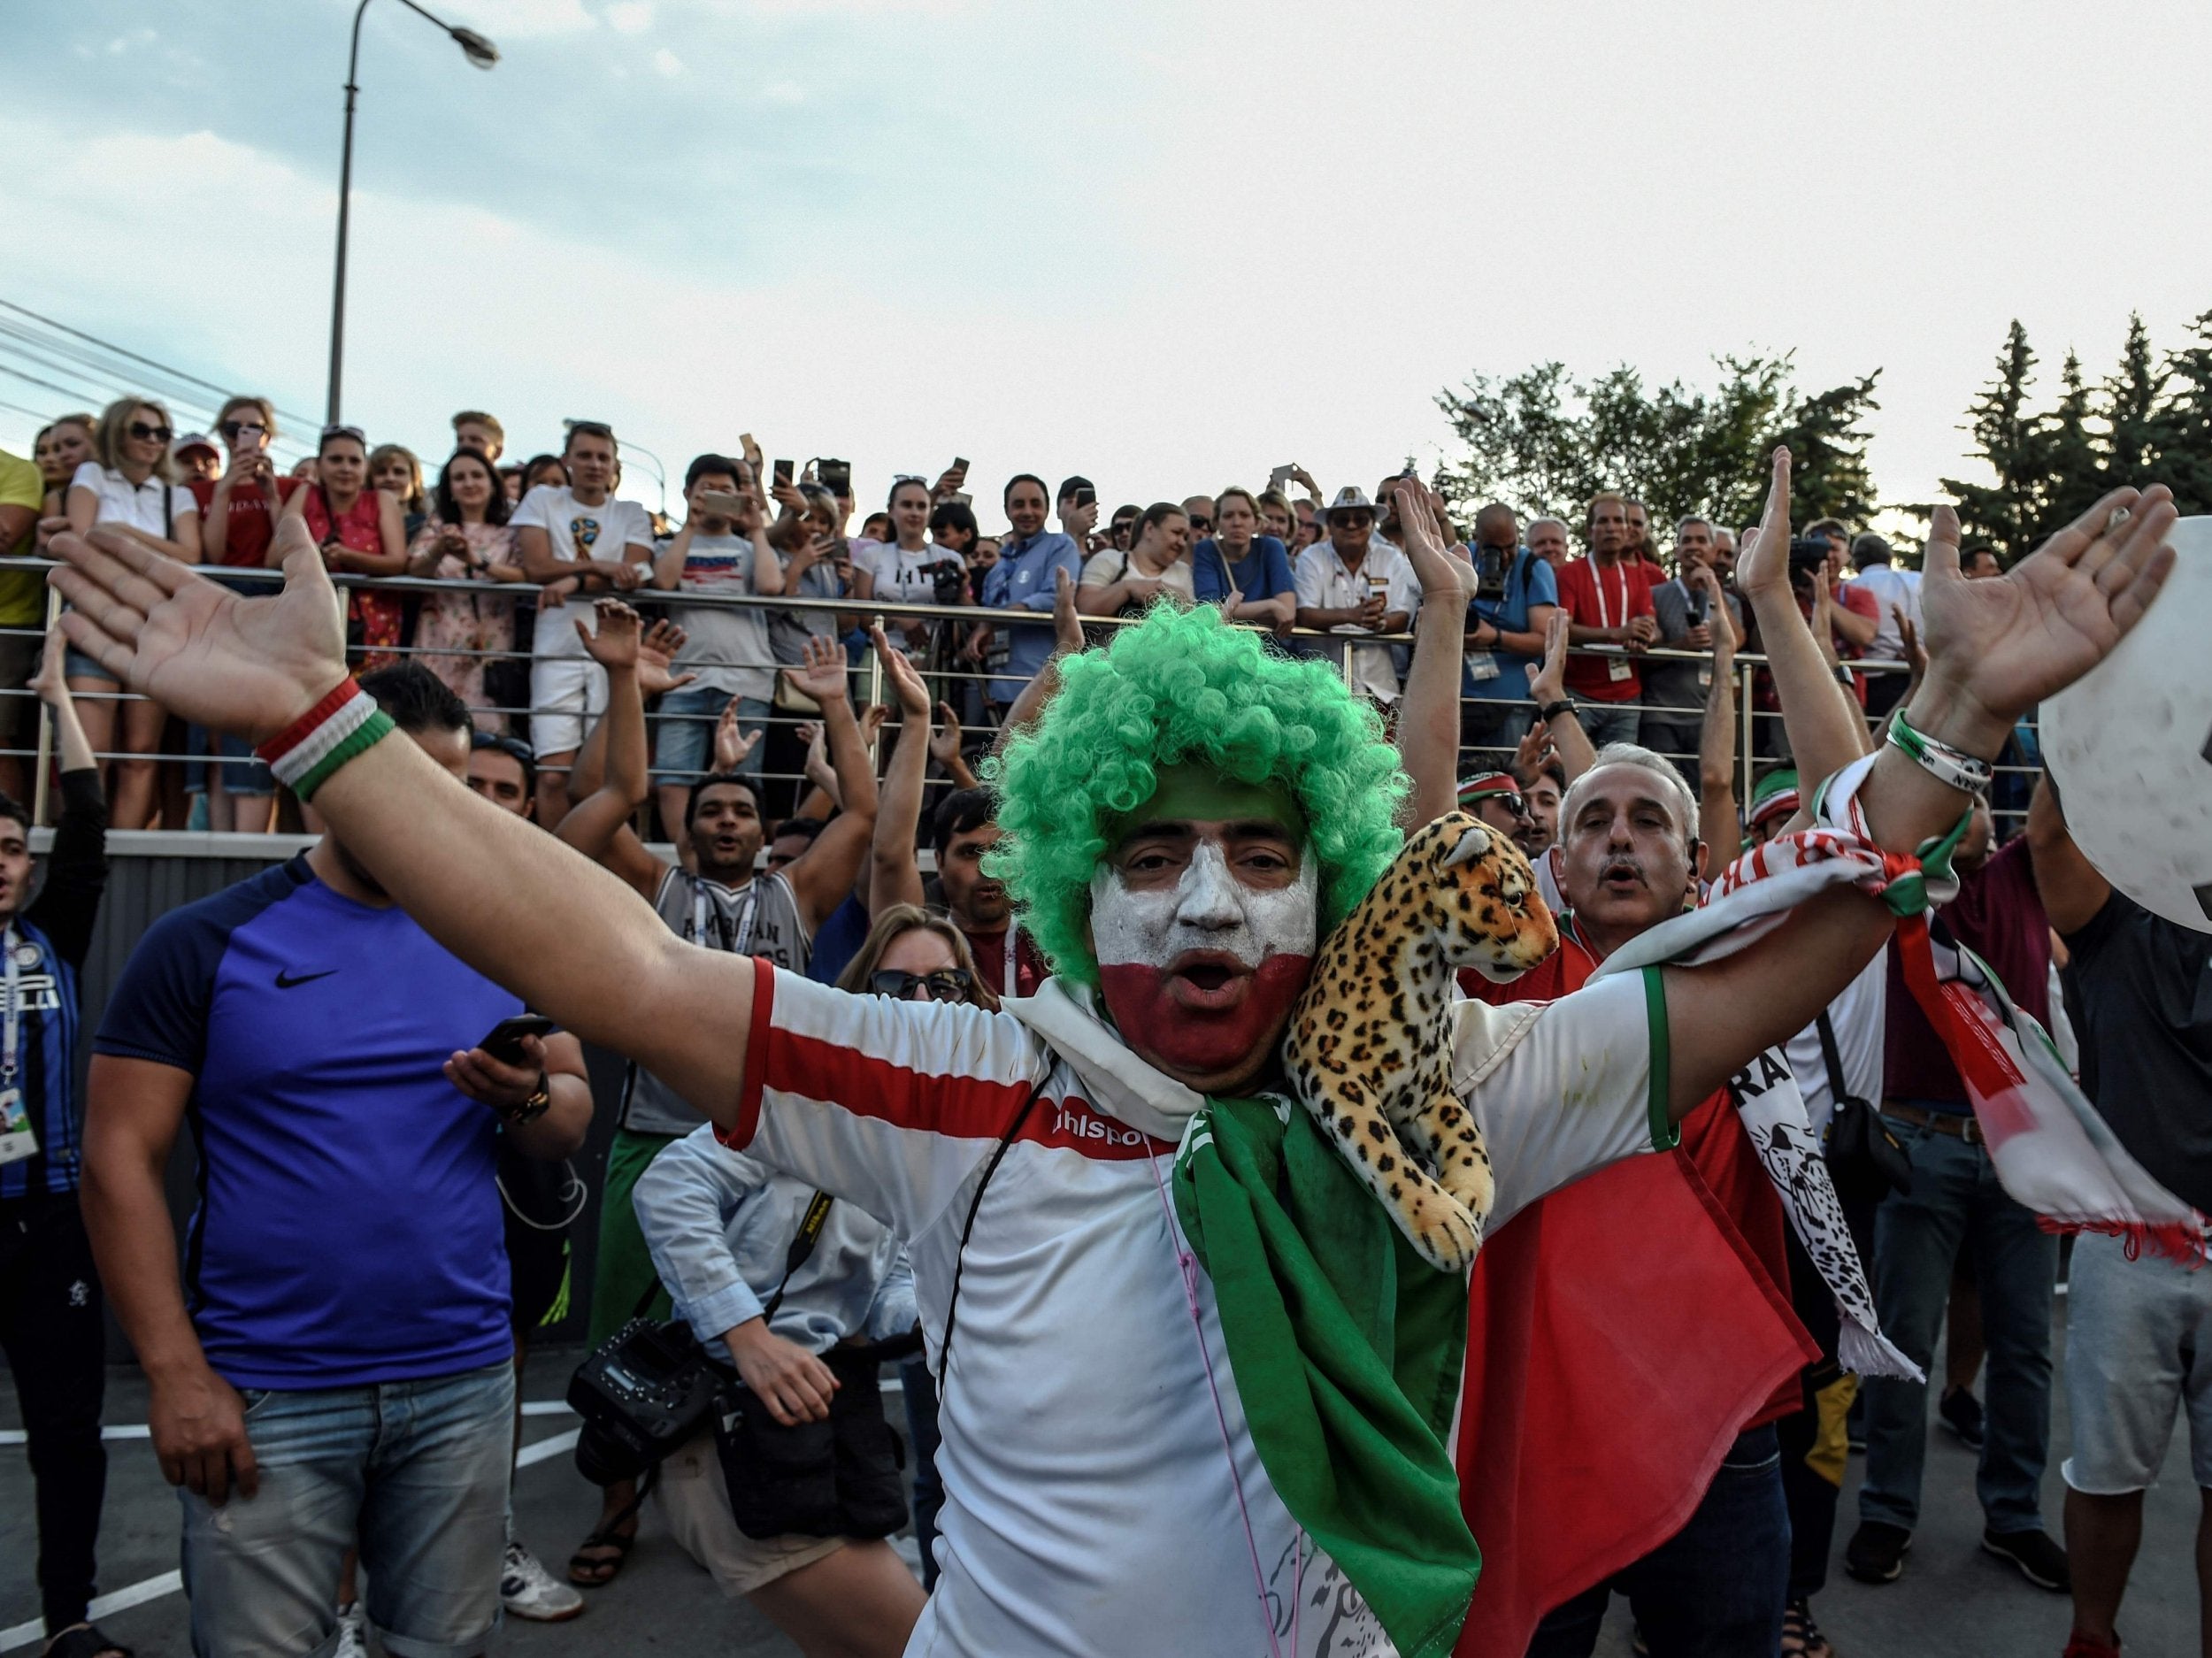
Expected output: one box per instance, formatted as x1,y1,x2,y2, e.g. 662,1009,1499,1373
4,1305,2200,1656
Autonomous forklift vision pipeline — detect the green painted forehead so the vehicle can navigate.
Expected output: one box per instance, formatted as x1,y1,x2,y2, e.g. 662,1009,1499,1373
1112,764,1306,844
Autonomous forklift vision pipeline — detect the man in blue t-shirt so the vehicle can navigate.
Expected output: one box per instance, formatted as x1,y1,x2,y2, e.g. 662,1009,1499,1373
83,664,594,1658
1459,502,1561,765
971,472,1083,718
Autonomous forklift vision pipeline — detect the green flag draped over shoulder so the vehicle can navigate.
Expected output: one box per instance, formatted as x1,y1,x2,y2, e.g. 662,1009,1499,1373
1174,1094,1480,1658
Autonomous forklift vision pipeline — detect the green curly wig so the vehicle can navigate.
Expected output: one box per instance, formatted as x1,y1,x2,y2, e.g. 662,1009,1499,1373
983,603,1408,985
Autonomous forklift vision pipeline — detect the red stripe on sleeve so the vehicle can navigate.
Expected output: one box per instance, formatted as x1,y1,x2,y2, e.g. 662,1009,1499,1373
718,957,779,1152
764,1025,1037,1140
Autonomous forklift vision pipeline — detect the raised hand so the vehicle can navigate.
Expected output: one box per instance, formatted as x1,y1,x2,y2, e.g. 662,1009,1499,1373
578,597,642,670
1736,448,1794,605
637,617,695,696
712,698,761,772
928,702,964,765
1051,564,1082,656
1525,610,1570,707
861,702,892,747
1392,478,1471,604
28,625,70,708
870,623,932,718
52,518,346,741
1914,486,2175,753
780,632,851,706
1513,718,1555,780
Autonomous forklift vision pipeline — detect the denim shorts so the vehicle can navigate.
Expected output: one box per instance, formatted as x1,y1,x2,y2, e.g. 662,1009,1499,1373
2062,1231,2212,1494
179,1360,514,1658
653,687,769,787
186,724,273,796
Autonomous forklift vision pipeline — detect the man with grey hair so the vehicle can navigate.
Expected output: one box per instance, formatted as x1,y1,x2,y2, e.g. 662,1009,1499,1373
1525,516,1571,571
1848,532,1921,718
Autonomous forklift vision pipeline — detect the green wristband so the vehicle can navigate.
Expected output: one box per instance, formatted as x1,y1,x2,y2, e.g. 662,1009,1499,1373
294,709,396,802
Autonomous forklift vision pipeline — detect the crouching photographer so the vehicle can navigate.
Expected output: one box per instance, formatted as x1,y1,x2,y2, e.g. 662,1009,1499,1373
606,1117,928,1656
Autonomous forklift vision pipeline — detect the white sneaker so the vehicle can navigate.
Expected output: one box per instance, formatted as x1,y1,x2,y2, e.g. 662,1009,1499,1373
334,1602,369,1658
502,1538,587,1622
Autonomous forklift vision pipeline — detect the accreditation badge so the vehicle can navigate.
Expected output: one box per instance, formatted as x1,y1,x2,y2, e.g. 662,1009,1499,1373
0,1088,35,1166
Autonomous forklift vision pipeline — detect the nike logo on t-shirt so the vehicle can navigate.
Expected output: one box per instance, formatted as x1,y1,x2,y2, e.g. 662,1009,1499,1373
274,969,336,988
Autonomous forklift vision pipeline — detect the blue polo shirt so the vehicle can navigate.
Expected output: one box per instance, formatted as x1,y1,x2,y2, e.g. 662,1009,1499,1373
1464,547,1558,703
979,529,1083,702
94,856,522,1390
1190,535,1295,606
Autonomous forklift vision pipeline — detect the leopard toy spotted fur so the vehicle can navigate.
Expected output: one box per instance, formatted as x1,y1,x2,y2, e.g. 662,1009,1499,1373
1282,811,1557,1274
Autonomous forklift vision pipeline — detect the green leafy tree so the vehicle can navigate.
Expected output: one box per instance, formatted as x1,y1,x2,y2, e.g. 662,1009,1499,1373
1940,320,2047,566
2154,309,2212,512
2103,311,2168,489
2041,350,2107,530
1434,352,1869,544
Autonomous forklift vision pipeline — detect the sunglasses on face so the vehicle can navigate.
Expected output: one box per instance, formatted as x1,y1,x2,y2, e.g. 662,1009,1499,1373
870,968,972,1002
129,421,173,443
1333,512,1374,530
1187,517,1212,533
1468,790,1529,818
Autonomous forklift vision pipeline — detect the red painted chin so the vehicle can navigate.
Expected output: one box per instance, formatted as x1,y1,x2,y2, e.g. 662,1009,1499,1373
1097,955,1314,1078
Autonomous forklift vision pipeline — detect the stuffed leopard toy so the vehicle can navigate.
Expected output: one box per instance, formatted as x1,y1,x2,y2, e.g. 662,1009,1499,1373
1283,811,1557,1274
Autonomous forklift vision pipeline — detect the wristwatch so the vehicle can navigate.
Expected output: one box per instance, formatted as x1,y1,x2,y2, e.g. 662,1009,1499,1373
502,1072,552,1126
1537,697,1577,724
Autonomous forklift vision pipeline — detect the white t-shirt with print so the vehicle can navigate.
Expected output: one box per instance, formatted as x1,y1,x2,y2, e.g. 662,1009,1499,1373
71,462,195,540
511,485,654,660
726,965,1670,1657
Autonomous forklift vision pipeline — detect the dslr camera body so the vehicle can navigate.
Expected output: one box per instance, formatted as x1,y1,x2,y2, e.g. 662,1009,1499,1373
1472,543,1512,603
568,1317,731,1485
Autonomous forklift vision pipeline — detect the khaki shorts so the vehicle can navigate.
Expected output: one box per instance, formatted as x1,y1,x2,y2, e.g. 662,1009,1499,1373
656,1429,849,1596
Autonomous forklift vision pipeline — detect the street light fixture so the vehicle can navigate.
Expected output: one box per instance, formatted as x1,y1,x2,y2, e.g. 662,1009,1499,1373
326,0,498,424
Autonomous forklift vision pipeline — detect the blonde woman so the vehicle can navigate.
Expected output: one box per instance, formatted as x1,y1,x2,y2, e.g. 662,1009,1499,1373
65,396,200,825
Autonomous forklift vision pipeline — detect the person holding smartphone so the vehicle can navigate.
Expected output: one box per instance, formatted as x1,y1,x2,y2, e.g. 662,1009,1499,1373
81,664,592,1657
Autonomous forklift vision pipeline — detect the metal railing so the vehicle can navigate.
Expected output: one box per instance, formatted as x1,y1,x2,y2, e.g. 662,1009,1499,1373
0,556,2036,837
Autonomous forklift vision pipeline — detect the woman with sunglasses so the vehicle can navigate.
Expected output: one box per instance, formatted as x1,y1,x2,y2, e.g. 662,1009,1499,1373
280,425,407,671
407,447,528,732
65,396,202,827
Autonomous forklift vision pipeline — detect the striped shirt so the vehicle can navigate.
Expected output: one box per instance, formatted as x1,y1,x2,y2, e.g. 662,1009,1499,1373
721,965,1669,1656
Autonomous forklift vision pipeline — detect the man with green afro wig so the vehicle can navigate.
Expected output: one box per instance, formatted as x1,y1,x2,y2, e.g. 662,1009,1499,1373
55,455,2182,1656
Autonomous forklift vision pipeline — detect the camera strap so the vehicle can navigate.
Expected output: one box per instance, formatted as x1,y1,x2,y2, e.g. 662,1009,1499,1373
935,1071,1048,1394
759,1191,836,1322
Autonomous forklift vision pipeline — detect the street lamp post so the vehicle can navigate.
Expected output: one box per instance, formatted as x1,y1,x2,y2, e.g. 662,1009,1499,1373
326,0,497,425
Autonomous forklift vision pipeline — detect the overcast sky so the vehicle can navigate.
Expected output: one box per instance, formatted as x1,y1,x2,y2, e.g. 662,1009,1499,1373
4,0,2208,527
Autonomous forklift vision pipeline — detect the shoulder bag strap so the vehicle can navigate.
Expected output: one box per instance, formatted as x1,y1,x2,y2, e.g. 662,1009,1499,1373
935,1072,1048,1393
1814,1010,1852,1104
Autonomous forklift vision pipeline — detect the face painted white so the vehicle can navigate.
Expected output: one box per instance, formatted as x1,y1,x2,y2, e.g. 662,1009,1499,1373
1090,841,1318,970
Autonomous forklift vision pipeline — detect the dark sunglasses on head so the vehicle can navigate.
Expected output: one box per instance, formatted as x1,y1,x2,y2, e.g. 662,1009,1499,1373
217,419,267,441
321,423,366,447
870,968,972,1002
472,731,536,764
128,421,173,443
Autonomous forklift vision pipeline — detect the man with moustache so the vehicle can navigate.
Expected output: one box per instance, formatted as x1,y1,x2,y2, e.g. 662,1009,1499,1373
930,788,1048,1001
49,456,2177,1656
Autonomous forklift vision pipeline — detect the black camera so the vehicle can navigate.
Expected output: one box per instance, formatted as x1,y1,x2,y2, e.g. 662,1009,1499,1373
568,1317,730,1485
1787,536,1832,594
927,554,967,609
1473,545,1510,603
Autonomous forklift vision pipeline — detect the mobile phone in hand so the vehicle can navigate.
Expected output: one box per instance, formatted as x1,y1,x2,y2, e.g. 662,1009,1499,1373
479,1013,557,1064
772,458,795,490
697,490,748,517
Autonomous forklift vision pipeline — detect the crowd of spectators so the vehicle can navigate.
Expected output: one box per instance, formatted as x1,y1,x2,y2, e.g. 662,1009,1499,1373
3,395,1963,841
17,394,2172,1658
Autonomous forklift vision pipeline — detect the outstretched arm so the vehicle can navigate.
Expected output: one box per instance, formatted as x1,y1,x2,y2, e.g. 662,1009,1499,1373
53,518,761,1126
2025,771,2109,938
1650,451,2175,1114
868,628,933,915
1524,611,1595,779
781,636,878,932
1390,479,1474,827
555,602,675,902
1695,610,1740,854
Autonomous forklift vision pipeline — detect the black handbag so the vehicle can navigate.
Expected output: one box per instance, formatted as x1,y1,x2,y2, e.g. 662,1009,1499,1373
710,1192,918,1540
1816,1011,1913,1206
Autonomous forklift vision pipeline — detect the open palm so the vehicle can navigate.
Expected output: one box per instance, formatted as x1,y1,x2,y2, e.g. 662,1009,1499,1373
53,519,346,740
1919,487,2176,737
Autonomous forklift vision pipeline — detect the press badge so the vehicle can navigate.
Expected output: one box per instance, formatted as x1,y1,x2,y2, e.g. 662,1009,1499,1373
0,1089,34,1166
1463,651,1501,682
1608,657,1632,682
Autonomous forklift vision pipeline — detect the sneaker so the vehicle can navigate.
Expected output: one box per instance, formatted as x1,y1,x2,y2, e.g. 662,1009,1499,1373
334,1602,369,1658
2062,1633,2122,1658
503,1538,588,1622
1939,1385,1986,1452
1843,1520,1912,1584
1983,1526,2071,1592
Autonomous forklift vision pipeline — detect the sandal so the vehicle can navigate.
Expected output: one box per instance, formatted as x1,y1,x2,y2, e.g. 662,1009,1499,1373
1783,1597,1836,1658
567,1483,647,1587
43,1626,134,1658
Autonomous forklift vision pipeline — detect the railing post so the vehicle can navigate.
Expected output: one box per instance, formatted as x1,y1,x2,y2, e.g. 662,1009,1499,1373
32,584,58,828
1738,655,1755,805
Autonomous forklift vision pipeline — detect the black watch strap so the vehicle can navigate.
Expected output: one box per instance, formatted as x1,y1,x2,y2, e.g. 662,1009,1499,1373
1538,698,1577,723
